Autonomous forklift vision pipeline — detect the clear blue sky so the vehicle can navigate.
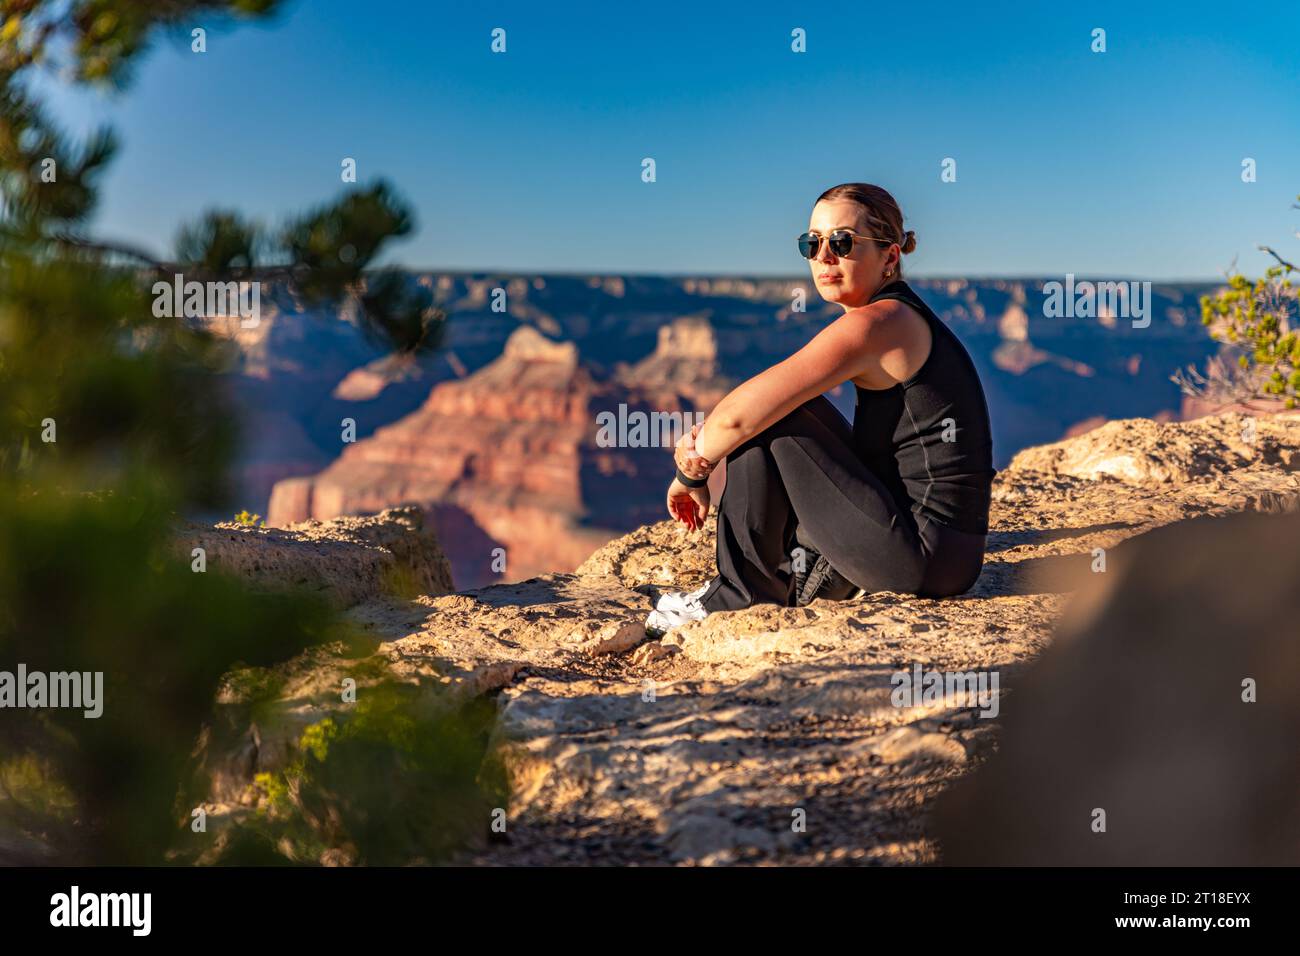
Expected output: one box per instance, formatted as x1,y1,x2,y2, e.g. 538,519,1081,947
39,0,1300,280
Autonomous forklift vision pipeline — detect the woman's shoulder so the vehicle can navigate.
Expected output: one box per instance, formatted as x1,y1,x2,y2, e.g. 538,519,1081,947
832,298,926,362
839,297,932,387
841,293,927,333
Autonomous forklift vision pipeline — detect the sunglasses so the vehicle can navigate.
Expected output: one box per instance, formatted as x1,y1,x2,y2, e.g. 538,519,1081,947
797,229,894,259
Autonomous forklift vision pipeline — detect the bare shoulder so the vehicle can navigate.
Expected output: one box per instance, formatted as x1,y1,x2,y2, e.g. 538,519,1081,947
840,298,932,387
839,298,929,352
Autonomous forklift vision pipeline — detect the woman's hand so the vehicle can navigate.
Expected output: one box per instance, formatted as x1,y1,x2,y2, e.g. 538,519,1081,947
674,422,713,481
667,476,711,532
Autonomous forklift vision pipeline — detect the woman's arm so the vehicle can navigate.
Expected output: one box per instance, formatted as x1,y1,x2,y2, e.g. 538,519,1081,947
691,300,910,464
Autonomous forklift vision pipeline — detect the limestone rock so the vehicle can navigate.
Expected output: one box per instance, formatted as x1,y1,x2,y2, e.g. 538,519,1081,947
1005,411,1300,485
175,505,454,608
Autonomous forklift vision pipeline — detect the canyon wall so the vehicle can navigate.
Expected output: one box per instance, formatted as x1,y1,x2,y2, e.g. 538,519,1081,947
207,273,1229,583
267,323,727,587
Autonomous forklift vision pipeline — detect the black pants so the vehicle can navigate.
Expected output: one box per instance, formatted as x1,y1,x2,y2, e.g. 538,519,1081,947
700,395,987,612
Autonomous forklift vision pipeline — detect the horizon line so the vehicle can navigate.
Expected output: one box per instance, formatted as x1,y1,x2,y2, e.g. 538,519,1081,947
377,267,1229,285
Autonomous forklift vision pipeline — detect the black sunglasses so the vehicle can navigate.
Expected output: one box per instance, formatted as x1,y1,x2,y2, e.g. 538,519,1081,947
797,229,894,259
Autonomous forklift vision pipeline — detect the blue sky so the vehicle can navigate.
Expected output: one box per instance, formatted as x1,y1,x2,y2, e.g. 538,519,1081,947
39,0,1300,279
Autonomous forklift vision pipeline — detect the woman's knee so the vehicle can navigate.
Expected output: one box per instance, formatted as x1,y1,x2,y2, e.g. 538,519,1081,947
836,546,926,598
918,553,985,598
780,395,842,433
898,553,929,595
723,440,769,475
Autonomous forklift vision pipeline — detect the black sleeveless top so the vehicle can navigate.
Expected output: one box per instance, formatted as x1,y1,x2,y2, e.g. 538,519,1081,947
852,279,997,535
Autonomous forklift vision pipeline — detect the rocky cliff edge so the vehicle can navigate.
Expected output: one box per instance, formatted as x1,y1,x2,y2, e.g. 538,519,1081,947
191,410,1300,865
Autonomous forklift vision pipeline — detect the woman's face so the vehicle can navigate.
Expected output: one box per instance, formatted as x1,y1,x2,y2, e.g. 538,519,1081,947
807,199,897,310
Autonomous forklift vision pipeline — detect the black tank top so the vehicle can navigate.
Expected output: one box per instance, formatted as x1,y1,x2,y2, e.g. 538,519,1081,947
852,279,997,535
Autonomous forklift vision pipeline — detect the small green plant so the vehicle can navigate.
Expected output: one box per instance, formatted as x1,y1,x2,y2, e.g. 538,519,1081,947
233,509,265,527
1173,195,1300,410
242,684,503,866
252,718,339,819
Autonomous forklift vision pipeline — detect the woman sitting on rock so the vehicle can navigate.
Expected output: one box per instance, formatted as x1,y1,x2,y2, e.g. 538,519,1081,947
646,183,997,636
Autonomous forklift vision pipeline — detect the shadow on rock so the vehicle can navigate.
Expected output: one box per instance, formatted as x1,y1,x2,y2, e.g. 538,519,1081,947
933,509,1300,865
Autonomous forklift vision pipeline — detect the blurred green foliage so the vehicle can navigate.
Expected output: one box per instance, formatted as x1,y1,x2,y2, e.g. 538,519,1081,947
0,488,344,863
0,0,481,864
238,688,505,866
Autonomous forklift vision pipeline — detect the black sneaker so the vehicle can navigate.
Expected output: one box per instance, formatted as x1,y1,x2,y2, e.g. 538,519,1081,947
793,548,818,605
796,553,864,606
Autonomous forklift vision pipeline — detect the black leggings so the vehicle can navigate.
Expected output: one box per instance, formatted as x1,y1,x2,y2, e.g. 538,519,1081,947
700,395,987,613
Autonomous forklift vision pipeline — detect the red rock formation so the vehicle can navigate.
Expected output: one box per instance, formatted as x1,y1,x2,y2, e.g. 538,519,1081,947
268,325,725,588
613,316,731,407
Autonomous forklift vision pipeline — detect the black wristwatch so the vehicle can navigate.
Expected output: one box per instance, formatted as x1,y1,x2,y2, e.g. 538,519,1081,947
674,466,709,488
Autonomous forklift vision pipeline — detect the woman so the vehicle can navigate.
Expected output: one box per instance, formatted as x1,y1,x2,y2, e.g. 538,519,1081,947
646,182,996,636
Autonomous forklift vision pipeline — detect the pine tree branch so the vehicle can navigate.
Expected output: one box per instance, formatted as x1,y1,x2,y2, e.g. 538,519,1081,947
50,232,173,269
49,232,297,281
1258,244,1298,272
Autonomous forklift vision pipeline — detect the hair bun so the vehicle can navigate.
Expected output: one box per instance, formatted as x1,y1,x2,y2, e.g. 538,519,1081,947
900,230,917,254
